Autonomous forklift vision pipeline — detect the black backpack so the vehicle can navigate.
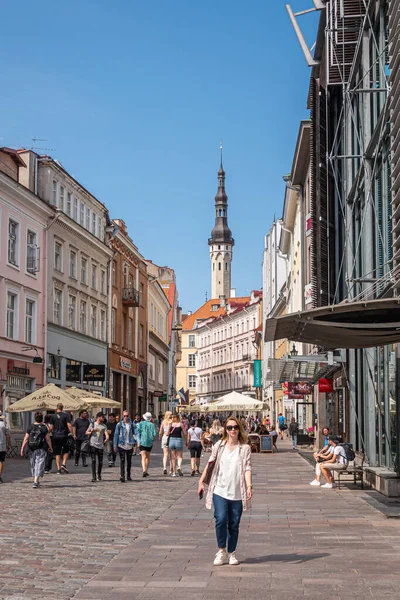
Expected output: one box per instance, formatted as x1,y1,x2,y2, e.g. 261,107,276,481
339,442,355,462
28,424,43,451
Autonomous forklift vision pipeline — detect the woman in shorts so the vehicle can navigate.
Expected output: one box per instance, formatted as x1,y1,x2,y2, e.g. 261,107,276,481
167,414,185,477
137,413,157,477
187,420,204,476
159,411,172,475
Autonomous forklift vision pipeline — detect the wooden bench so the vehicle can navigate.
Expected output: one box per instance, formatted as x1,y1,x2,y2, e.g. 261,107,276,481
336,451,365,489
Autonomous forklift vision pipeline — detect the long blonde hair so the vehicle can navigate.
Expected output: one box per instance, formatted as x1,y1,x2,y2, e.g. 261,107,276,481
210,419,223,435
221,416,248,444
162,411,172,425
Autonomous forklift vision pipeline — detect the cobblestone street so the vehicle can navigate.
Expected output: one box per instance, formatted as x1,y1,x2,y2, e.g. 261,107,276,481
2,441,400,600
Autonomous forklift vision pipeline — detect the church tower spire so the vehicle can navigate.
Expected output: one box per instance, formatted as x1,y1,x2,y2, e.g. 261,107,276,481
208,142,234,300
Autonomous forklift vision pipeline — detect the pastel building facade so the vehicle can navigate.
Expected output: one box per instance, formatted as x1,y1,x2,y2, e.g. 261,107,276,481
0,148,54,426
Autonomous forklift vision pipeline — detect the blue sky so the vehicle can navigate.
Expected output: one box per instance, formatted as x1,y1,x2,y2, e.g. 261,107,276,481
1,0,318,312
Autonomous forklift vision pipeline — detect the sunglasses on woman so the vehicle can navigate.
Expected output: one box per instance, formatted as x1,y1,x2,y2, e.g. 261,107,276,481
226,425,239,431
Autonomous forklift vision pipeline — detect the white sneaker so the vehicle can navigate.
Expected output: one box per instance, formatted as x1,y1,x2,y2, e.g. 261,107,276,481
321,482,334,488
228,552,239,565
213,549,227,566
309,479,321,486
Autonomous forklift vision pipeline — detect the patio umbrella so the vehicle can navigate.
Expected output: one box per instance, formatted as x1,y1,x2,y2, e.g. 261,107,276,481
7,383,84,413
204,391,267,413
65,387,121,409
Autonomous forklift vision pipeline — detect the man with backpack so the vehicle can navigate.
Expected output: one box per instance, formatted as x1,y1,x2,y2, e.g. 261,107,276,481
50,403,73,474
319,436,351,488
20,412,53,488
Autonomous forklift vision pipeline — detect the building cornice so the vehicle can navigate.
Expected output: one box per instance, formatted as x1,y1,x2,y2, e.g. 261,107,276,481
54,216,113,258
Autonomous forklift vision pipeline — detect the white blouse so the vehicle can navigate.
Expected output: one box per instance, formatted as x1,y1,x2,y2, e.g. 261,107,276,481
213,445,241,501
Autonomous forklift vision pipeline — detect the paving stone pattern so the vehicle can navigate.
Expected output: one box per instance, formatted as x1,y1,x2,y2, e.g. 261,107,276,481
2,439,400,599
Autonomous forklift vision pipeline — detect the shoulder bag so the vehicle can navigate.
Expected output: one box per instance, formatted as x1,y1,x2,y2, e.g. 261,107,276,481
203,443,224,485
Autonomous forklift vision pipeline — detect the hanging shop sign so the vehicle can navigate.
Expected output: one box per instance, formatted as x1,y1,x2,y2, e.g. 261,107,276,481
318,378,334,393
253,360,262,388
305,213,312,236
304,283,313,305
153,390,164,397
83,364,105,383
288,381,313,399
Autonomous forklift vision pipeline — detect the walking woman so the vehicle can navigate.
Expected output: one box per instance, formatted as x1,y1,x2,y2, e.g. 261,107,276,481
198,416,252,566
187,420,204,476
86,412,109,482
159,411,172,475
137,412,157,477
21,412,53,488
168,414,185,477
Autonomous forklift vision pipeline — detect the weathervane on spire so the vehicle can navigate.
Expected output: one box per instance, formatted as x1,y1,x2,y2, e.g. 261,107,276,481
220,139,223,169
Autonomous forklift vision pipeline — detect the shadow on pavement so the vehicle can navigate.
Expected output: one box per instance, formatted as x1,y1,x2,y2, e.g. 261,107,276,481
244,552,330,564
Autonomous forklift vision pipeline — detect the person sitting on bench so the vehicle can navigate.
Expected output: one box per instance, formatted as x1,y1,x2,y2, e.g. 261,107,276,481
319,436,348,489
310,443,334,486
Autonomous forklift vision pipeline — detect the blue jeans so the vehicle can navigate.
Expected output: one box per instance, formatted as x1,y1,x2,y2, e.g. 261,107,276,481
213,493,243,553
292,434,297,447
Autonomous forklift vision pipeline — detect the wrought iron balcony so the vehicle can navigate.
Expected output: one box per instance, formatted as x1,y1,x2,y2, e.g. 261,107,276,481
122,287,140,306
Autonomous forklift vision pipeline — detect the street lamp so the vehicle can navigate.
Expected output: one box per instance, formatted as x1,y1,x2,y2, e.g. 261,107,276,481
290,343,298,358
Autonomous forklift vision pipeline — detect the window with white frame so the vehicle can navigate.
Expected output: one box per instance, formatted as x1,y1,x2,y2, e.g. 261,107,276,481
25,298,35,343
60,186,65,211
97,216,102,239
53,289,62,325
6,291,18,339
111,308,116,343
80,300,87,334
80,202,85,226
91,305,97,337
100,309,106,341
188,353,196,367
86,206,90,229
70,250,77,278
100,270,105,295
188,375,196,389
52,180,57,205
66,192,72,216
26,230,38,274
91,263,97,289
8,219,19,266
73,198,78,221
68,295,76,330
92,212,96,235
54,241,62,271
81,257,87,284
188,334,196,348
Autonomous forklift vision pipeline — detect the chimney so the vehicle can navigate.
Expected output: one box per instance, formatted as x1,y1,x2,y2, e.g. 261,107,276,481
187,310,192,316
219,295,226,307
230,288,236,298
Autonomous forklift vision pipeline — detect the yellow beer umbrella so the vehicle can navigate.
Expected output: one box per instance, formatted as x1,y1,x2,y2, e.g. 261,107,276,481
65,387,121,408
7,383,84,413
